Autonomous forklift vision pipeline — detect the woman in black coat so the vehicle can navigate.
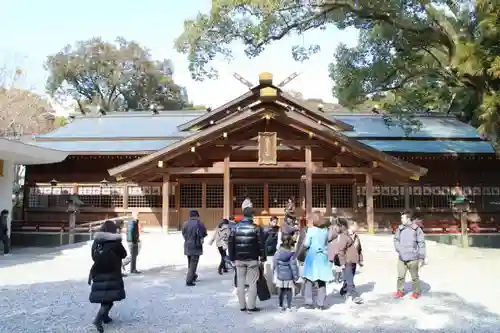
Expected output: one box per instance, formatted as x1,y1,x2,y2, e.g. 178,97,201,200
88,220,127,333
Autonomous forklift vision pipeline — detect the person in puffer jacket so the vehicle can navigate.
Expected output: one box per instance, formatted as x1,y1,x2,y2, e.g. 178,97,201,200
393,210,426,299
273,235,299,311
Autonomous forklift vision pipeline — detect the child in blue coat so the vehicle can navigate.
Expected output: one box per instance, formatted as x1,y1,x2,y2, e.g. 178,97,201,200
273,235,299,311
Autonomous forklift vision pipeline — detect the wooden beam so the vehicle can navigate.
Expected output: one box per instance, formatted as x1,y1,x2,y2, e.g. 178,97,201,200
305,146,313,221
212,139,319,146
166,166,224,174
366,173,374,233
214,161,322,168
161,175,170,232
312,166,373,174
223,155,231,218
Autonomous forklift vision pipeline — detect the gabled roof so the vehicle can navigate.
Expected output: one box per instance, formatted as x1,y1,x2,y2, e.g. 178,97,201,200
176,72,353,132
108,100,427,180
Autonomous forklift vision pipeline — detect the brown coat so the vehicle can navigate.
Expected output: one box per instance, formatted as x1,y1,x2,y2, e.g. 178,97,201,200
336,232,363,266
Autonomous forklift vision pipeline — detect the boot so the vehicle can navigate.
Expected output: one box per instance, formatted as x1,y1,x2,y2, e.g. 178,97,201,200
92,306,107,333
102,303,113,323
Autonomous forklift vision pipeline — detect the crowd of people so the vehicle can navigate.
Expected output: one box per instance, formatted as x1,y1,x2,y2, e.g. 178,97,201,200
85,196,427,332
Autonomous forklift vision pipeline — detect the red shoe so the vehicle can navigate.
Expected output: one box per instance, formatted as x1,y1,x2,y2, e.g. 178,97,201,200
410,292,421,299
393,291,405,298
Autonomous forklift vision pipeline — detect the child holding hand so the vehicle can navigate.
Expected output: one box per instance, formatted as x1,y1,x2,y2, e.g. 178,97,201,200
273,235,299,312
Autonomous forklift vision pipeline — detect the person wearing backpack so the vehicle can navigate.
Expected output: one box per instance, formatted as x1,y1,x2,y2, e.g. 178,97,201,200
182,210,208,286
208,219,231,275
122,217,141,275
393,210,427,299
88,220,127,333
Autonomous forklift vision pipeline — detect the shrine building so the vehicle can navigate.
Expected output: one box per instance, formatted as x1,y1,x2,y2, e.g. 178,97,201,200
22,73,499,231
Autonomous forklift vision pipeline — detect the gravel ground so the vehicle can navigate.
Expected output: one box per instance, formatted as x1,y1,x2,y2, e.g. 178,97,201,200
0,233,499,333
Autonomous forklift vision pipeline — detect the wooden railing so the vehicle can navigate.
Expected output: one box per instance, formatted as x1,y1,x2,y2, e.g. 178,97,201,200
391,221,500,234
11,216,133,233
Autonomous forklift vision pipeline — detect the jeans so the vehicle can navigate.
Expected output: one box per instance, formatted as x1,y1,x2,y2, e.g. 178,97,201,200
217,247,227,272
186,255,200,284
341,263,358,297
397,259,420,294
123,243,139,272
278,287,292,308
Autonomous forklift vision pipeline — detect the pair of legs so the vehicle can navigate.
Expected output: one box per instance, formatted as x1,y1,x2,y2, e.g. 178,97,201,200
186,255,200,285
396,259,421,295
340,263,363,303
303,279,327,309
2,234,10,255
122,243,140,274
278,287,293,309
217,247,228,274
93,302,113,332
235,260,259,311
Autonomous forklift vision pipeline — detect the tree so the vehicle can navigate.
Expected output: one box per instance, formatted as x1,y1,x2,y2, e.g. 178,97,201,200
174,1,500,139
0,65,61,137
46,37,190,113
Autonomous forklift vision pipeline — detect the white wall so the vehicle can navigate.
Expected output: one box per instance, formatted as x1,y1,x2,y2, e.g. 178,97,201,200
0,160,14,237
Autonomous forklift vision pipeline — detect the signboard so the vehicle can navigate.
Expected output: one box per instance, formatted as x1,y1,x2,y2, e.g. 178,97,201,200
258,132,277,165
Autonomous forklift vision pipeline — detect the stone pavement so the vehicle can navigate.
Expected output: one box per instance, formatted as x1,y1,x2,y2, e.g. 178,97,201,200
0,233,499,333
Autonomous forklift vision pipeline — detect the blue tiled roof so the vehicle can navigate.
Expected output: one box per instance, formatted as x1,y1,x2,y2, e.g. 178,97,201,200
25,139,178,152
37,111,201,139
31,111,494,154
333,114,481,139
360,140,495,153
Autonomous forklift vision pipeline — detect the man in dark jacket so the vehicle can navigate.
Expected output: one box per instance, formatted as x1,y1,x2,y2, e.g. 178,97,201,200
263,216,280,294
88,220,127,333
0,209,10,256
228,207,266,312
182,210,207,286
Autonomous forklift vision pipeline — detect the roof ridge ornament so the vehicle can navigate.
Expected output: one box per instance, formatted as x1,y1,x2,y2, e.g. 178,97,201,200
232,72,253,89
277,72,301,88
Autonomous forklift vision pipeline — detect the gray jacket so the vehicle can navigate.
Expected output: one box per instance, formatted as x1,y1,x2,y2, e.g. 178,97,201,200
273,248,299,282
394,223,426,261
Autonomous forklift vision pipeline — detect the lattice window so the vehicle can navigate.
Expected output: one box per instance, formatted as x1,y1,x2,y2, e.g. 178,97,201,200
78,185,126,208
27,186,74,208
268,183,300,208
409,185,455,209
206,184,224,208
482,186,500,211
233,184,265,208
312,183,327,208
374,186,405,209
331,184,353,208
180,183,202,208
127,185,162,208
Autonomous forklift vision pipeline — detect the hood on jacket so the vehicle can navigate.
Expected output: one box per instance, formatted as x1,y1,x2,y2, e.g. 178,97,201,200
220,223,229,231
93,231,122,242
276,249,294,262
398,223,420,231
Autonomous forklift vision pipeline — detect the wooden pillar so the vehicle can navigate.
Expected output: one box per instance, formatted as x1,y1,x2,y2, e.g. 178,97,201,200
123,184,129,210
305,146,313,222
404,184,410,210
201,181,207,209
175,181,181,230
325,183,332,215
365,173,374,233
162,175,170,232
263,183,269,215
223,155,231,218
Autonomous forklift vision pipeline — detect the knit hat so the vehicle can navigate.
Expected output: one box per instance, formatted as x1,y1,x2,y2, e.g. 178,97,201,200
242,207,253,218
189,210,200,218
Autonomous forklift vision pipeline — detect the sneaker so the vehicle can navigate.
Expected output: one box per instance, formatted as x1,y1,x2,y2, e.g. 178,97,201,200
279,307,286,312
287,307,294,312
186,282,196,287
3,253,11,257
394,291,405,299
240,308,247,312
349,296,363,304
304,304,315,310
317,305,326,310
410,292,421,299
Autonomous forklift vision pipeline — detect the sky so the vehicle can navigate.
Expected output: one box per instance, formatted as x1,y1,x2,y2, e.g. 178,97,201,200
1,0,359,115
